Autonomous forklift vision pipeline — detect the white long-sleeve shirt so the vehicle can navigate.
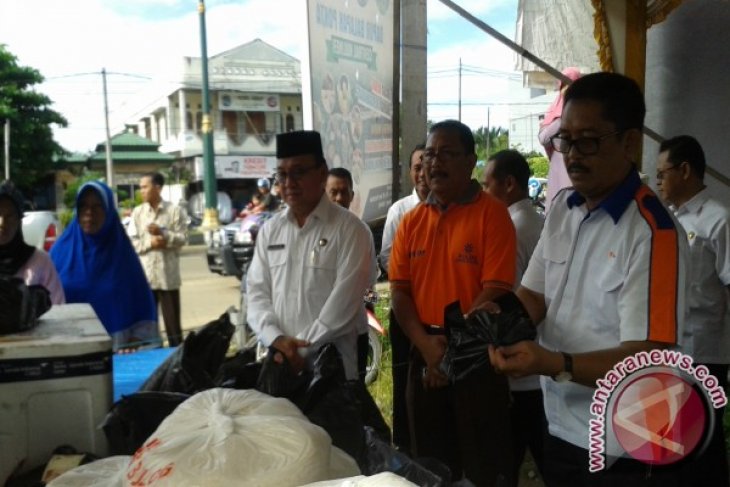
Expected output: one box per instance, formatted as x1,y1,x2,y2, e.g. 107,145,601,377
378,189,421,271
246,194,376,379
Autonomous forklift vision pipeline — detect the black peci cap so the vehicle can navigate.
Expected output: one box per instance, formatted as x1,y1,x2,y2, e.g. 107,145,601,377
276,130,325,163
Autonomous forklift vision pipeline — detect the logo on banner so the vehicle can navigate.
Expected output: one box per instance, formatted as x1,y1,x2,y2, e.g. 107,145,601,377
588,350,726,472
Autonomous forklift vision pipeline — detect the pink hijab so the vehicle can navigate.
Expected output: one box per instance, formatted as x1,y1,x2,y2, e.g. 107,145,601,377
541,67,582,128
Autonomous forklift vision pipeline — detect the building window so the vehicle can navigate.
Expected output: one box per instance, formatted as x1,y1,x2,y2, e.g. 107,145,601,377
285,114,295,132
196,112,203,134
186,111,193,131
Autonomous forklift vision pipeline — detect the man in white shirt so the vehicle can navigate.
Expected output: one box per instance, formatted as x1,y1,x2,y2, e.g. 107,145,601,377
325,166,374,382
489,72,688,485
482,149,546,482
378,143,426,453
656,134,730,486
246,131,376,380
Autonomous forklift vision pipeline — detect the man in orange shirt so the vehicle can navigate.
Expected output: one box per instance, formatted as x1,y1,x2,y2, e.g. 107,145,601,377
389,119,517,486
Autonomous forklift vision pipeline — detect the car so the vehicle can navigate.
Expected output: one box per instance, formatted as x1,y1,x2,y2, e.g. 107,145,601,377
206,212,274,279
22,209,61,252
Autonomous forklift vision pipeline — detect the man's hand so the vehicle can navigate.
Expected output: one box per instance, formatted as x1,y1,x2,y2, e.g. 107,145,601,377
150,235,167,250
271,335,311,374
488,341,562,378
416,334,449,389
147,223,163,236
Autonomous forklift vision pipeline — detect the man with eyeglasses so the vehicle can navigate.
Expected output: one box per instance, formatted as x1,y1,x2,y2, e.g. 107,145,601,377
656,135,730,486
488,72,689,486
246,130,377,381
378,142,427,455
482,149,547,483
389,120,518,485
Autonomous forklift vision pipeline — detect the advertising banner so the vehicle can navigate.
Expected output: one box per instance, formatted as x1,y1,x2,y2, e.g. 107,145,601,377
307,0,394,221
194,155,276,180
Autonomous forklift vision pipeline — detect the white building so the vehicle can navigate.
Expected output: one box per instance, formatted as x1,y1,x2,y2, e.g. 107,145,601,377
125,38,303,183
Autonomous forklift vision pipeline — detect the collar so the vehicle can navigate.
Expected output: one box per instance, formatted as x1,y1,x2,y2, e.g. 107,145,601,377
566,169,642,224
425,179,482,209
508,198,534,217
673,187,709,216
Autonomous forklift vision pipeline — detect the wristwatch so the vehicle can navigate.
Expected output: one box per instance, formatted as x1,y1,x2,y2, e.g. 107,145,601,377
553,352,573,383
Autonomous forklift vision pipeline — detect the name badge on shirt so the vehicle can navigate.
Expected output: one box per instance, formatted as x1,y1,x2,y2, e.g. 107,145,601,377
267,244,285,250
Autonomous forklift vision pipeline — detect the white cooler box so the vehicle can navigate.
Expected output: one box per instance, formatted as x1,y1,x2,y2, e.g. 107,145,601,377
0,303,112,484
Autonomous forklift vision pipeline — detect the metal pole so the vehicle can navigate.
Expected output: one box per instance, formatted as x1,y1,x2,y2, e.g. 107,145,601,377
198,0,219,229
485,107,490,158
458,58,462,121
102,68,114,189
3,119,9,180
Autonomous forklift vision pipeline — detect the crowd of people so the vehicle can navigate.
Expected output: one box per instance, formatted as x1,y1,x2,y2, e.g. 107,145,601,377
1,69,728,486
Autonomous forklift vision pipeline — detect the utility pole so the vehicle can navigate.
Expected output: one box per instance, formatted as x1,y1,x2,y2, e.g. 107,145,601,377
458,58,462,121
3,119,9,180
198,0,219,230
485,107,490,158
102,68,114,190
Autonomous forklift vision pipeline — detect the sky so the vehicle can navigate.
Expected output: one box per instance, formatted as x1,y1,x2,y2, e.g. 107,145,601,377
0,0,531,154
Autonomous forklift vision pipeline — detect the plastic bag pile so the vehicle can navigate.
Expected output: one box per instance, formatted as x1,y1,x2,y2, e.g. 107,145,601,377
50,388,360,487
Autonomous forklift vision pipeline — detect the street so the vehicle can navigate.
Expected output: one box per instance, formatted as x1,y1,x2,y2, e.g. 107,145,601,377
178,244,241,336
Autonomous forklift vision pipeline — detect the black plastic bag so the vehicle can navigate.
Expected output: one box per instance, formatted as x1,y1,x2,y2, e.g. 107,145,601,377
0,277,51,335
440,292,536,382
101,391,190,455
361,427,447,487
214,346,262,389
254,343,391,467
139,311,234,394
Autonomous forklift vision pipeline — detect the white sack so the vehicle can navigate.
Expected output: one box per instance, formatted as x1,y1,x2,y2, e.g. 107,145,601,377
124,388,359,487
47,456,131,487
299,472,418,486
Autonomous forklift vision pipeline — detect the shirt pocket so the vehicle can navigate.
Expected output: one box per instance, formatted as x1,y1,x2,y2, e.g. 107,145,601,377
543,236,569,301
688,236,713,284
304,242,338,291
591,262,624,338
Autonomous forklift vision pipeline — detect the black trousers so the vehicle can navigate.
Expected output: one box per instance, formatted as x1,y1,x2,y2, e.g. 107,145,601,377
510,388,548,484
543,434,685,487
153,289,182,346
389,309,411,453
406,348,514,486
678,363,729,487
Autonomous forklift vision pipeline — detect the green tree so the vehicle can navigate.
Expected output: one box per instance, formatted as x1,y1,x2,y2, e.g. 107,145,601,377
0,44,68,188
473,126,509,161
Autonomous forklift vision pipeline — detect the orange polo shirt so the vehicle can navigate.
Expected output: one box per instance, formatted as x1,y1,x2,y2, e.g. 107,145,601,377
389,186,517,326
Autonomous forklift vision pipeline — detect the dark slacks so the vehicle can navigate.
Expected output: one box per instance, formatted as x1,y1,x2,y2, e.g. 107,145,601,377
543,433,685,487
676,363,729,487
153,289,182,346
510,388,548,484
389,309,411,453
406,348,514,486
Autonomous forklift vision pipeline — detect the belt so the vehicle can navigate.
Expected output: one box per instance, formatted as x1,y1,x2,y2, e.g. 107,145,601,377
423,324,445,336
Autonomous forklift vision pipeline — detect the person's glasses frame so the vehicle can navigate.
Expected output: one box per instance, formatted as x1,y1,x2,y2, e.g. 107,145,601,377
272,164,320,184
421,148,464,165
550,130,624,156
656,161,686,181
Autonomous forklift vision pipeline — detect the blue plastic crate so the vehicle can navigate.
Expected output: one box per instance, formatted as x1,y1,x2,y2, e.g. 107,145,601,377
112,347,177,402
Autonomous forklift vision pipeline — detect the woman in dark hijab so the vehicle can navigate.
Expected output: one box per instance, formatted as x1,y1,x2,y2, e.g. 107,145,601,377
50,181,159,351
0,180,65,304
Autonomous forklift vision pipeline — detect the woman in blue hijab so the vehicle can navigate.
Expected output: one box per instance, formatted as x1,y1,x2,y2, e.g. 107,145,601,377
50,181,159,351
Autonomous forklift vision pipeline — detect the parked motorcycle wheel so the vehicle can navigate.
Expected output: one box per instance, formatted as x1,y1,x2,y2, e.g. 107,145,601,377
365,326,382,385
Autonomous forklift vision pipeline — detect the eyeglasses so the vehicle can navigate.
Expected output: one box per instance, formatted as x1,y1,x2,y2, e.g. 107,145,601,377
550,131,623,156
656,163,684,180
272,164,319,183
421,148,463,165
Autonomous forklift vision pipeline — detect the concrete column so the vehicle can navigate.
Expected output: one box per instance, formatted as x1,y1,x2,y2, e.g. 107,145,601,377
399,0,427,199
